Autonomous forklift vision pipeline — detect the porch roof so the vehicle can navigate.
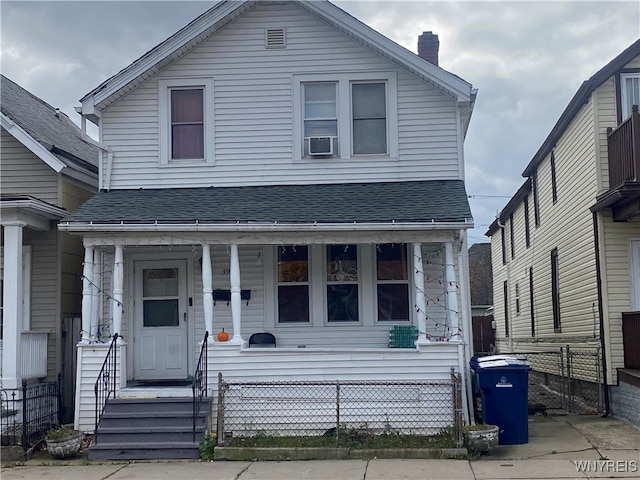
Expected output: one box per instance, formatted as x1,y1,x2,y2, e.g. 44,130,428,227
61,180,472,228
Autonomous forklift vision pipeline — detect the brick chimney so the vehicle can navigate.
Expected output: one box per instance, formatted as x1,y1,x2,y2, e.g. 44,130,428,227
418,31,439,66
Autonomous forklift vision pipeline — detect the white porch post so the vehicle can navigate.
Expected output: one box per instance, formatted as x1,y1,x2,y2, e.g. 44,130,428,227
91,249,102,341
81,246,94,343
229,244,243,343
413,242,429,344
2,223,24,389
202,244,214,335
112,244,124,339
445,241,460,339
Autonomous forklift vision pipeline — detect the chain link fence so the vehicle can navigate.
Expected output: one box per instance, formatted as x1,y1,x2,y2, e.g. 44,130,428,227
216,372,463,447
519,346,603,414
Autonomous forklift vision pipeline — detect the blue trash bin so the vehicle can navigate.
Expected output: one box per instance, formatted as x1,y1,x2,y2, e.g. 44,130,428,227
470,355,531,445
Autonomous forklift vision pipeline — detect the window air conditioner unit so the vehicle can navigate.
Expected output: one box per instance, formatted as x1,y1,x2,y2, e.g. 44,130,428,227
308,136,334,156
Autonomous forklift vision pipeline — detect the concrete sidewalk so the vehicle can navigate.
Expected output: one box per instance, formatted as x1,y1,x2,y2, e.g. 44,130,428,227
2,415,638,480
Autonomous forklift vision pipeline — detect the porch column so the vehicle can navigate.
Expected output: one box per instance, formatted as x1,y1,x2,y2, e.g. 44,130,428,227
202,244,214,335
91,249,102,342
112,244,124,339
229,244,243,343
444,242,460,339
413,243,429,344
81,246,94,343
2,223,24,389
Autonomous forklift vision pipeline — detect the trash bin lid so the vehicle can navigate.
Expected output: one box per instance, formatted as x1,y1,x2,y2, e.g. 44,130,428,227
475,355,529,368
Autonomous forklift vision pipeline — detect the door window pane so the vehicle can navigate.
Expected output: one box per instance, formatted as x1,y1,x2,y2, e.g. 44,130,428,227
143,269,179,296
622,74,640,119
352,83,387,154
143,299,179,327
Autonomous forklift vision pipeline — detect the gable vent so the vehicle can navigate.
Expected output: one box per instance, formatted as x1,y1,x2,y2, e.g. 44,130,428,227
265,28,286,49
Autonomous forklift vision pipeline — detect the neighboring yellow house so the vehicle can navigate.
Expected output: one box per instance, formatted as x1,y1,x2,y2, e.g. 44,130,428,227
1,75,99,425
487,39,640,426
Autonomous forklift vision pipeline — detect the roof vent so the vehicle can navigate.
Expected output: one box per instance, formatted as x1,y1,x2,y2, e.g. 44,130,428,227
265,28,286,49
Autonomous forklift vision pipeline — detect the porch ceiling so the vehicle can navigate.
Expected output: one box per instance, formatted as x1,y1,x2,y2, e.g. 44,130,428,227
60,180,472,229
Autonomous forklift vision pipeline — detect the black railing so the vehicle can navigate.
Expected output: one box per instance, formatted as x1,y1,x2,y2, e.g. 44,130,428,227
192,330,209,442
93,333,119,444
0,376,61,451
607,104,640,188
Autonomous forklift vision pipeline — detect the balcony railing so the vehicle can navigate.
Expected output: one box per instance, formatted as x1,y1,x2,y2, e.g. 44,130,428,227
21,331,48,380
622,311,640,369
607,105,640,189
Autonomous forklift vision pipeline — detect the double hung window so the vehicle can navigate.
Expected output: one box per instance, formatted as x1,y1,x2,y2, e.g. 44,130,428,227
159,77,213,165
277,246,310,323
326,245,359,322
376,244,409,322
294,73,397,160
621,72,640,120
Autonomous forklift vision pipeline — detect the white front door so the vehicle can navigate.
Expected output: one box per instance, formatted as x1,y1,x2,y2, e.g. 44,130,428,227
133,260,188,379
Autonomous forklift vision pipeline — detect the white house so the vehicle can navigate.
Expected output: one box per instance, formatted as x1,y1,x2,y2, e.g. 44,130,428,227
59,0,477,458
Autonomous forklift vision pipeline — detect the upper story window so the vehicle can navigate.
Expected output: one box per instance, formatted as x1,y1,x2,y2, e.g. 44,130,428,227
294,72,397,161
304,83,338,156
550,152,558,204
159,77,214,165
524,195,531,248
352,82,387,155
620,72,640,120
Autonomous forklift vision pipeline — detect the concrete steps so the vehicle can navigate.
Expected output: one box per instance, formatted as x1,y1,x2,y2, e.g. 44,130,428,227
88,397,211,460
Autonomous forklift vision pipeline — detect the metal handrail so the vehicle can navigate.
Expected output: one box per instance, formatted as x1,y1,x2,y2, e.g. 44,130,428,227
93,333,119,444
192,331,209,442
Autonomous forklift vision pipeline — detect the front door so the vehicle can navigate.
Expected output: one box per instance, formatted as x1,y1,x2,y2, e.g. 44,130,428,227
133,260,188,379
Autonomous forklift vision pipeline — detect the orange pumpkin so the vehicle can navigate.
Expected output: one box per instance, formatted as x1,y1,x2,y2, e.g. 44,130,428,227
217,328,229,342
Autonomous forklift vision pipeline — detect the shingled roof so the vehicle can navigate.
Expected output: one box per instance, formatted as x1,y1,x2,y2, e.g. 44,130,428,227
62,180,472,226
1,75,98,174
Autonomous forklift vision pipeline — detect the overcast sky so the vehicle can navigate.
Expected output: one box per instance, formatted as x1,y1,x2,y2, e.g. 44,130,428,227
2,1,639,245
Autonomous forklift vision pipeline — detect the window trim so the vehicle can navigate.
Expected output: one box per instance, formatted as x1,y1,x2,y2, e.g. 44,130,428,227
293,72,398,161
158,77,214,166
524,195,531,248
620,71,640,121
503,280,509,338
551,151,558,204
551,248,561,332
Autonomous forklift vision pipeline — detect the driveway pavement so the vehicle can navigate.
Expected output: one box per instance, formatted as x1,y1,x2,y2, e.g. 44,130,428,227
2,415,638,480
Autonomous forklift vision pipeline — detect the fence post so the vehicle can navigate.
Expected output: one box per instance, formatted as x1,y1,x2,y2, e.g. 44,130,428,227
566,345,572,413
335,380,341,447
216,372,225,446
21,380,28,450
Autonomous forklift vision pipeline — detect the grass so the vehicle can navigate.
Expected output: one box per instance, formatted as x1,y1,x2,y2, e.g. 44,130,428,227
201,424,459,458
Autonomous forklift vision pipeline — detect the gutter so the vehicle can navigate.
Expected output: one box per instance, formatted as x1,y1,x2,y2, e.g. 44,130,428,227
592,211,610,416
58,220,474,233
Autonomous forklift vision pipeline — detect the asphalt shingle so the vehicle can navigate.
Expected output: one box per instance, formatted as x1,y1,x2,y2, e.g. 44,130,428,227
63,180,472,225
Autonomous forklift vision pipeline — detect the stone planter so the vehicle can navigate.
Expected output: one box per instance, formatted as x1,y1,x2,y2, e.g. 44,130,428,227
46,432,83,459
464,424,499,453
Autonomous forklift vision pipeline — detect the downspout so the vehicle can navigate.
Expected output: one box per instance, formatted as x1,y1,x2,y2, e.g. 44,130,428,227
592,211,610,416
81,129,114,191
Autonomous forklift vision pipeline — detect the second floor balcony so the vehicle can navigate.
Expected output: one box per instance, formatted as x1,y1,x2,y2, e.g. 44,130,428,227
592,105,640,221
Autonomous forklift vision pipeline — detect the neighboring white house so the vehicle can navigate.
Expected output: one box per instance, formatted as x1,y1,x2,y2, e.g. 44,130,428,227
487,39,640,424
59,0,478,449
1,75,99,422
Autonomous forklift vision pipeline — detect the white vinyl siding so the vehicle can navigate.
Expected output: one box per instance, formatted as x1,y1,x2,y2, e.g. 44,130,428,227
100,2,460,189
